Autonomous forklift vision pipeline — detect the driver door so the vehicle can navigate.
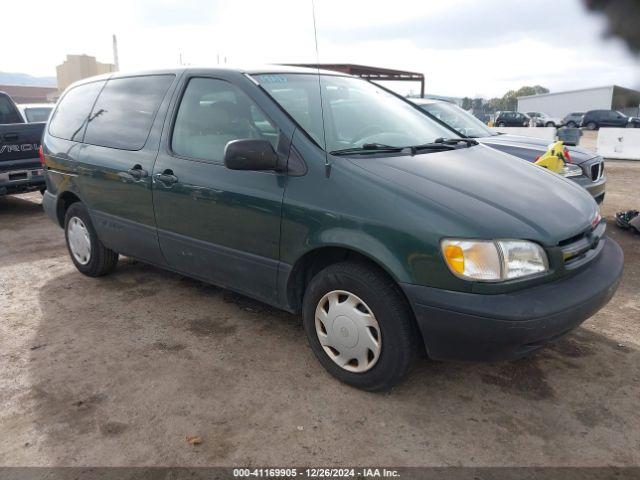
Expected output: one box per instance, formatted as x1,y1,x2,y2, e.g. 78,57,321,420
152,75,289,304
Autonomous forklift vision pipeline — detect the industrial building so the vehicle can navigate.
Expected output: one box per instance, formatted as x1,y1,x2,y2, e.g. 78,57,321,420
0,85,57,103
517,85,640,118
56,54,117,92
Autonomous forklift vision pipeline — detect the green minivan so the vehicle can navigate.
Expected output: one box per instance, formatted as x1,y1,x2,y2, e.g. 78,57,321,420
42,67,623,390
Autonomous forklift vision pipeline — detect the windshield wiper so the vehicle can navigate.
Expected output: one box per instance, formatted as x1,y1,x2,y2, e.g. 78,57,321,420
403,137,479,155
433,137,479,147
330,143,407,156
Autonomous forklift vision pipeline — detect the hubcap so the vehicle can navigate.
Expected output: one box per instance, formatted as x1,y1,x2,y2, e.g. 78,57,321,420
315,290,381,373
67,217,91,265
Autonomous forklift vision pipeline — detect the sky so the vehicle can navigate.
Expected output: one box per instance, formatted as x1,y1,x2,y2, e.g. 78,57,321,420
2,0,639,98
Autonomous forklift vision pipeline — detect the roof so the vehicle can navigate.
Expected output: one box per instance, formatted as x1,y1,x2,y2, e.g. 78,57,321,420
517,85,640,100
17,103,56,108
64,65,352,91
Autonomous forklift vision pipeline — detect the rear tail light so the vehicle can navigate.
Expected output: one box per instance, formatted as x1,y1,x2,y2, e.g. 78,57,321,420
38,146,45,166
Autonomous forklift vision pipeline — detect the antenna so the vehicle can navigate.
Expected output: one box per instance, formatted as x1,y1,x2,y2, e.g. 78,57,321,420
310,0,330,175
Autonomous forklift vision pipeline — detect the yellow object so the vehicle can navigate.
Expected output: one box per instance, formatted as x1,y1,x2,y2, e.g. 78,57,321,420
444,244,465,274
534,140,566,174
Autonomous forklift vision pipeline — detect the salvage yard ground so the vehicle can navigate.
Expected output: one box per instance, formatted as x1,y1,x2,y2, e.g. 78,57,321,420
1,155,639,466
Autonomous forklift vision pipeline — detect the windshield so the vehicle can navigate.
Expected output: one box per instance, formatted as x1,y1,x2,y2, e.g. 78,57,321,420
253,73,456,153
417,102,495,138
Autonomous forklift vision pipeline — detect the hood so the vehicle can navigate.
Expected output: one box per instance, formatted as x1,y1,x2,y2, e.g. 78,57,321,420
477,133,597,165
349,144,598,245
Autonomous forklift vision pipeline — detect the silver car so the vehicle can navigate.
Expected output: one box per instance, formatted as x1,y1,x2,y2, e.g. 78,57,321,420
411,98,605,203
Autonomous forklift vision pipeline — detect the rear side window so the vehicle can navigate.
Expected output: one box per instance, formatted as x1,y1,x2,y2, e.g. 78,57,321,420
49,82,104,141
0,95,25,124
84,75,174,150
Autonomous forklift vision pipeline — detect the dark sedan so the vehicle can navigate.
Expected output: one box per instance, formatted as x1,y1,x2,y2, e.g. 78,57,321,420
411,99,606,203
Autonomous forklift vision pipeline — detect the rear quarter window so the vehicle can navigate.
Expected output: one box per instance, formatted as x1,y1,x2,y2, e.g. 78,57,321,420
84,75,174,150
49,81,105,141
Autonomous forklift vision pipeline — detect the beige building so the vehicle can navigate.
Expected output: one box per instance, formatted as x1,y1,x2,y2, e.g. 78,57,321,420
56,54,117,92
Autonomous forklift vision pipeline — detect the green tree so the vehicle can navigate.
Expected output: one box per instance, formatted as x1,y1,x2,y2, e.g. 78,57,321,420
461,97,472,110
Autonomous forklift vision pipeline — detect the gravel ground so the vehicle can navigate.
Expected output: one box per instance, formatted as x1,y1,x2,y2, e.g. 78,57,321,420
0,160,639,467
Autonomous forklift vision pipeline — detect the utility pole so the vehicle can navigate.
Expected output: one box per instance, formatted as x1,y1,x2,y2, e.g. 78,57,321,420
112,34,119,71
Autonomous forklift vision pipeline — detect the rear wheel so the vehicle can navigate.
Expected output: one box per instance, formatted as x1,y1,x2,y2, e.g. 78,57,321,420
64,202,118,277
566,121,576,128
302,261,419,391
497,122,506,127
545,122,555,127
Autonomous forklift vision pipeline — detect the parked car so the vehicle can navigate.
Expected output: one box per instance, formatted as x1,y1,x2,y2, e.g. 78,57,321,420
17,103,55,123
581,109,640,129
41,67,623,390
411,98,606,203
0,91,46,196
562,112,584,128
494,111,531,127
526,111,562,127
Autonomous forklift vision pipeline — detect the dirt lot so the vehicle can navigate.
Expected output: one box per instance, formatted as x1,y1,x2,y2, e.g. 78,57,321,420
1,160,639,467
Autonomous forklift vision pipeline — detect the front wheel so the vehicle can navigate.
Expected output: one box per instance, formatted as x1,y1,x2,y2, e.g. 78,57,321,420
545,122,555,127
586,122,597,130
497,122,506,127
566,121,576,128
302,261,419,391
64,202,118,277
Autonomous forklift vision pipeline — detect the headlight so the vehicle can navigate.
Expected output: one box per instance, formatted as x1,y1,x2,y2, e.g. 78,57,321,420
561,163,583,178
441,239,548,281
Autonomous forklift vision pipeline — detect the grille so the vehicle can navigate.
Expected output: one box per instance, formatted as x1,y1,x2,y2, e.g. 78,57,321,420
590,161,604,181
560,221,605,267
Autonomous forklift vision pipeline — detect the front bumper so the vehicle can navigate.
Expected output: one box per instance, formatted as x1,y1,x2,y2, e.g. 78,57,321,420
401,237,623,361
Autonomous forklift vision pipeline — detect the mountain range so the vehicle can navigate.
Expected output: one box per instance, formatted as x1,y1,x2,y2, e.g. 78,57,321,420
0,72,57,87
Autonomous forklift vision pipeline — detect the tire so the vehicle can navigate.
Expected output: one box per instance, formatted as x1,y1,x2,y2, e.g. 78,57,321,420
586,122,597,130
64,202,118,277
302,261,419,391
545,122,554,127
566,121,576,128
497,122,506,127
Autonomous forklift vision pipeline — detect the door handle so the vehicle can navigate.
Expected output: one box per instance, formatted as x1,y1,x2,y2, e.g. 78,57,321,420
3,133,18,141
155,169,178,185
127,164,148,180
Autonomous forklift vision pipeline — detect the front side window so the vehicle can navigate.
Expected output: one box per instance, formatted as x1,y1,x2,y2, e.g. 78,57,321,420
84,75,174,150
0,96,23,124
419,102,495,138
49,81,105,141
172,78,279,162
254,74,454,153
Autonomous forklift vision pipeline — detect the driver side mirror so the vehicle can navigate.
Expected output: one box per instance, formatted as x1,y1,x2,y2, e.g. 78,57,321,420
224,139,280,171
